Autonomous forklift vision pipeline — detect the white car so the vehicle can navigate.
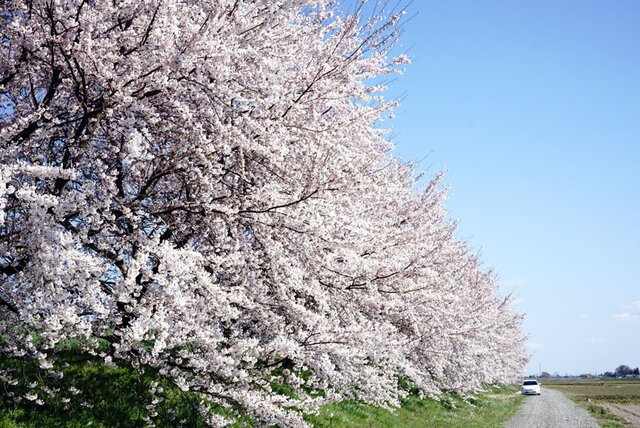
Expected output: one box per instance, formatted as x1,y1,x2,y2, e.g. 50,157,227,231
521,379,541,395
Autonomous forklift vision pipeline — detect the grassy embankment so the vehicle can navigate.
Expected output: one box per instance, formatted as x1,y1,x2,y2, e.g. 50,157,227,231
306,385,523,427
544,378,640,428
0,351,523,427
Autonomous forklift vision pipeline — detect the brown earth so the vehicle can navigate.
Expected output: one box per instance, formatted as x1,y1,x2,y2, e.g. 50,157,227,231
602,403,640,427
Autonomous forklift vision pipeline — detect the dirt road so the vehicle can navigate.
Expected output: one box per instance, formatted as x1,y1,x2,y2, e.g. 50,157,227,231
505,387,599,428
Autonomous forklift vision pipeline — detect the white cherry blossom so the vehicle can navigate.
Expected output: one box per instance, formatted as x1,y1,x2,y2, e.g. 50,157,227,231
0,1,526,426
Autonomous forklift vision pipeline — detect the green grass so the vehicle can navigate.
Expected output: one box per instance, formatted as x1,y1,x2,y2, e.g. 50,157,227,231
1,349,522,427
583,403,626,428
0,352,250,428
307,386,524,428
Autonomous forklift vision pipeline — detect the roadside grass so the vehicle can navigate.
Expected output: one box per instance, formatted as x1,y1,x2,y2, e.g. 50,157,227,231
307,386,524,428
583,403,626,428
1,349,522,427
544,378,640,428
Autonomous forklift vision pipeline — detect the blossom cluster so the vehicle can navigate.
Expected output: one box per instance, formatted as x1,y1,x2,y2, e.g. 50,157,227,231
0,1,527,426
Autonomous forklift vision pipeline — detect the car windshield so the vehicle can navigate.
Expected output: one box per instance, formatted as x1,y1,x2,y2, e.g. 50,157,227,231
523,380,538,386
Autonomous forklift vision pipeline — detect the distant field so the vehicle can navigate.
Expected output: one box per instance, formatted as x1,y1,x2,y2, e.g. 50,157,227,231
543,378,640,403
543,378,640,427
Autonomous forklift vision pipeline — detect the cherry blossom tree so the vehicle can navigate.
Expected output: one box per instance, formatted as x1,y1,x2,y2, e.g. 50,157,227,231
1,0,527,425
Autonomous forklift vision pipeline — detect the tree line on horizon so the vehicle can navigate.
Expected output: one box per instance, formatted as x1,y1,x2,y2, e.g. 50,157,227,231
602,364,640,378
536,364,640,379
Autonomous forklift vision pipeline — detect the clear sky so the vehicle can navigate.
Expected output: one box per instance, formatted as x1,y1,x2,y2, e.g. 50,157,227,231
379,0,640,376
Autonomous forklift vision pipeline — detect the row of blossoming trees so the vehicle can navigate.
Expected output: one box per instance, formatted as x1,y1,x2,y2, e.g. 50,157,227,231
0,1,527,426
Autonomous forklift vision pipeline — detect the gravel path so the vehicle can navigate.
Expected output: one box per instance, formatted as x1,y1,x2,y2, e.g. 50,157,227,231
505,387,600,428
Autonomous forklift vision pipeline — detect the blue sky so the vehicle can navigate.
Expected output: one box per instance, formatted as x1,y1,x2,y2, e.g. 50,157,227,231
378,0,640,375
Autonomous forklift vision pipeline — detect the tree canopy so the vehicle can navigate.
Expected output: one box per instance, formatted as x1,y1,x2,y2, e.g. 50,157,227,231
0,1,527,426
